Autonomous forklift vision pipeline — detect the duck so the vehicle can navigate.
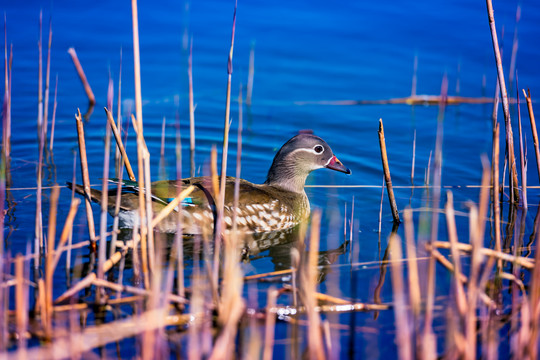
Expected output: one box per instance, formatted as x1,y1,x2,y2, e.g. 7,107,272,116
69,132,351,235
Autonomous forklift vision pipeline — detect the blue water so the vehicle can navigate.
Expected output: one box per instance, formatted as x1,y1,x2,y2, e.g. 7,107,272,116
2,0,540,358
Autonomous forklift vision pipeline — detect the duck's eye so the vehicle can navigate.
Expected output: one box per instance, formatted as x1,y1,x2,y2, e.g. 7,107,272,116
314,145,324,154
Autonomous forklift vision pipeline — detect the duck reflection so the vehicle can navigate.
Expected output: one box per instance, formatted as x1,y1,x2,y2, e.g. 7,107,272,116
105,225,348,284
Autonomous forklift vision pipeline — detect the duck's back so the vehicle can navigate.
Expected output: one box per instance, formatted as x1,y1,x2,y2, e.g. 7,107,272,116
148,176,310,234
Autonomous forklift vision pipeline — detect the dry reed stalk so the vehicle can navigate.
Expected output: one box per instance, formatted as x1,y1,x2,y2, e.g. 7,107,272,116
188,37,196,178
44,185,60,337
411,130,416,185
516,78,527,209
159,116,166,177
432,241,534,269
403,208,421,319
2,33,12,160
109,135,126,255
49,74,58,152
213,1,238,291
263,287,278,360
54,248,126,304
67,48,95,106
3,16,8,158
486,0,519,202
151,186,195,227
15,255,27,354
378,176,384,234
51,198,80,271
445,191,467,317
411,54,418,96
210,145,219,198
67,151,77,276
524,89,540,181
90,278,185,304
304,211,325,360
75,109,96,243
43,18,51,144
426,246,467,283
466,204,482,360
131,0,143,127
106,108,136,181
378,119,400,223
232,84,243,234
244,268,294,281
143,143,155,275
174,121,185,299
246,42,255,106
38,11,42,108
131,114,150,288
97,103,113,303
388,234,412,360
422,76,448,359
210,233,245,360
34,14,45,264
508,5,520,93
492,124,502,269
115,48,123,177
13,308,174,359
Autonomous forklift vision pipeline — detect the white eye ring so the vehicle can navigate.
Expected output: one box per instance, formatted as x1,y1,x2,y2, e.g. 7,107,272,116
313,145,324,154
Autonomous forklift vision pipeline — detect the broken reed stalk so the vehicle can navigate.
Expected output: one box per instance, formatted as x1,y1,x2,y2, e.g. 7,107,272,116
106,108,136,181
54,248,127,304
131,114,149,289
524,89,540,180
486,0,519,202
246,42,255,106
516,82,527,209
432,241,533,269
151,186,195,228
388,234,413,360
377,119,400,223
67,48,95,106
49,74,58,152
75,109,96,243
188,37,196,178
131,0,143,128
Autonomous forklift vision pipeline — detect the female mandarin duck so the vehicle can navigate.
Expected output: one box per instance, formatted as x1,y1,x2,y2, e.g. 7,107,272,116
71,133,351,234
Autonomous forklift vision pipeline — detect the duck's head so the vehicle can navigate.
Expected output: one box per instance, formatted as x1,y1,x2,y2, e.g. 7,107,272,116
265,133,351,193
